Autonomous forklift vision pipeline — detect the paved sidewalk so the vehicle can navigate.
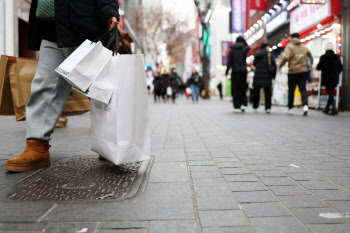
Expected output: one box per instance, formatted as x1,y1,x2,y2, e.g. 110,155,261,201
0,97,350,233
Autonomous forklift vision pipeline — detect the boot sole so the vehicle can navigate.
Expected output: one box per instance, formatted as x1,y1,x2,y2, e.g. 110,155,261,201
5,160,51,172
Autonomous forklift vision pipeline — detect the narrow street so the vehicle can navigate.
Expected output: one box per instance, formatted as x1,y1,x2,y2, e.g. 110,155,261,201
1,98,350,233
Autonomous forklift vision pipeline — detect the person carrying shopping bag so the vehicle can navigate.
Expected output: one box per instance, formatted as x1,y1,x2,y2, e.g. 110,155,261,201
225,36,250,113
252,43,276,113
5,0,120,172
316,42,343,115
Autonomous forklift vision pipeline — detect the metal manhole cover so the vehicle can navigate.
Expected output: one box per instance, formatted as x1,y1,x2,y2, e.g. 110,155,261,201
5,157,151,201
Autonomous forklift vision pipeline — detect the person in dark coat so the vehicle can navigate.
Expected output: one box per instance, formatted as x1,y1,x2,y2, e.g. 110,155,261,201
252,43,276,113
225,36,250,113
5,0,120,173
153,72,162,103
189,68,201,102
171,68,183,96
169,70,179,104
317,42,343,115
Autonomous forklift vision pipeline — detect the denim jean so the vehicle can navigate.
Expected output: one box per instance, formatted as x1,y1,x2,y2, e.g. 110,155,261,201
190,84,200,102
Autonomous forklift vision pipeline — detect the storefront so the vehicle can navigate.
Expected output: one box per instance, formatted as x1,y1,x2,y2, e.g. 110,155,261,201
288,0,341,108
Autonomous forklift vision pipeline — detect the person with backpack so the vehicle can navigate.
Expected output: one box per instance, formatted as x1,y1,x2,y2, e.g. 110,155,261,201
225,36,250,113
252,43,276,113
316,42,343,115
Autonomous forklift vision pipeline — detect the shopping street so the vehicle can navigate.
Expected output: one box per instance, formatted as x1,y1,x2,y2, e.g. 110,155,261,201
0,98,350,233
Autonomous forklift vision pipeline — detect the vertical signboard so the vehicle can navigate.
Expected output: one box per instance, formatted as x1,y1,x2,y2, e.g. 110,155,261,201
250,0,266,11
231,0,246,33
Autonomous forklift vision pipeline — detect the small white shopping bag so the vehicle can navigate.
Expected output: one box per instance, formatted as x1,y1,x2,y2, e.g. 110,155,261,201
90,54,151,165
55,40,112,92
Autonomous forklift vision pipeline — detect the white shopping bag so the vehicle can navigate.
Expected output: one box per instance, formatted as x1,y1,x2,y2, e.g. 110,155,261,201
90,54,151,165
167,86,172,96
55,40,112,92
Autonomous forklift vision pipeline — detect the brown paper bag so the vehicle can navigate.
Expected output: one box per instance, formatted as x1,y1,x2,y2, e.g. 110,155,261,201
0,55,15,115
0,55,90,120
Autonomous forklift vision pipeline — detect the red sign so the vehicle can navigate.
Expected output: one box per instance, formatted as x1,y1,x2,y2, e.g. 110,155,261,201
250,0,265,10
300,0,327,4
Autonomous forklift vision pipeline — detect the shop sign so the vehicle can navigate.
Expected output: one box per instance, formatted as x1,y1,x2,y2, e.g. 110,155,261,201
250,0,265,10
231,0,246,33
266,11,288,34
290,2,330,33
221,41,235,65
247,28,264,46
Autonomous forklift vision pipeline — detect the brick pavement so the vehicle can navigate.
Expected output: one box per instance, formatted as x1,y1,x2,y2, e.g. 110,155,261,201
0,97,350,233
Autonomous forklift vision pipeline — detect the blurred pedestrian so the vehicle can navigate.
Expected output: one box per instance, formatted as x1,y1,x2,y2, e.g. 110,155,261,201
169,70,179,104
153,72,162,103
5,0,120,172
225,36,250,113
278,33,313,116
160,73,169,102
171,68,183,96
316,42,343,115
217,81,223,100
252,43,276,113
189,68,200,102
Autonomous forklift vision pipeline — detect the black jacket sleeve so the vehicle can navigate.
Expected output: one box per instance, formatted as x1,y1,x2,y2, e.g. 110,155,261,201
226,50,233,75
338,56,343,72
96,0,120,27
316,56,324,71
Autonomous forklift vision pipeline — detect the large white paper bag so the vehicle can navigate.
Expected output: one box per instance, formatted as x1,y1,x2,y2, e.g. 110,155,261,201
90,54,150,165
55,40,112,92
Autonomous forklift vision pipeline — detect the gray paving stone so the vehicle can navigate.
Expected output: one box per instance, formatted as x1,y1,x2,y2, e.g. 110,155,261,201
307,224,350,233
233,191,278,203
0,223,48,231
250,217,309,233
312,190,350,201
0,203,54,222
198,210,249,227
193,186,233,198
326,201,350,214
220,168,252,175
288,173,325,181
259,177,298,186
241,203,291,217
154,150,186,162
148,220,197,233
202,226,253,233
298,181,340,190
191,171,222,179
224,174,260,182
192,178,227,187
148,162,189,183
98,221,147,229
187,155,213,161
216,162,245,168
189,166,218,172
196,197,240,210
188,160,216,166
95,230,146,233
279,195,328,208
229,182,268,192
213,158,240,162
291,208,348,224
269,185,310,196
245,164,280,171
253,170,287,177
44,223,97,233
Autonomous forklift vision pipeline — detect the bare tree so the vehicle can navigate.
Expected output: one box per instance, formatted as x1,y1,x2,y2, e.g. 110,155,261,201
129,6,193,69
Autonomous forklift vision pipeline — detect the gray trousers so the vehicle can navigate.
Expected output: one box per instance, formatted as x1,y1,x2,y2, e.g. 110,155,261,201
26,40,76,141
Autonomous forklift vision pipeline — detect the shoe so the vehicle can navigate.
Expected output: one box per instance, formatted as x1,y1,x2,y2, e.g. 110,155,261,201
99,155,107,160
55,116,68,128
329,110,339,115
5,140,51,172
253,108,258,113
303,105,308,116
266,109,271,114
241,106,245,112
234,109,240,113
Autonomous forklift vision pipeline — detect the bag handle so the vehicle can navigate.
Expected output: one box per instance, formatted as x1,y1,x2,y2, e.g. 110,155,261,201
92,29,114,44
268,53,271,66
106,28,131,55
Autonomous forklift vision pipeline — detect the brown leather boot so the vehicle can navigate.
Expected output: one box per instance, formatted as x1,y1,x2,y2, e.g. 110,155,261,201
5,140,51,172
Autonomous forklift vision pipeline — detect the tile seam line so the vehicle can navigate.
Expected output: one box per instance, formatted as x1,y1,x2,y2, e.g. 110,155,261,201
36,203,58,223
178,107,203,233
